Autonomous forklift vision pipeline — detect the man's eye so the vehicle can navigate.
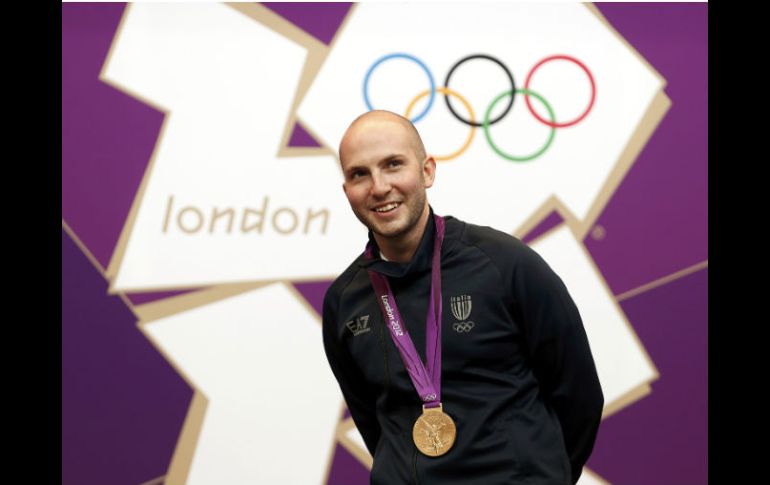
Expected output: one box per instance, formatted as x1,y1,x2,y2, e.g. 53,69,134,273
350,171,364,179
389,160,402,168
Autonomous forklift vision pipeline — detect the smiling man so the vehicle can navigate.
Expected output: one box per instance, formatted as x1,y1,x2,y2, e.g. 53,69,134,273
338,110,435,263
322,110,604,485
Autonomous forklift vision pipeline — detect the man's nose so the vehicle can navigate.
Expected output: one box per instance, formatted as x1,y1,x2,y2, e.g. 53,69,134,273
371,172,391,197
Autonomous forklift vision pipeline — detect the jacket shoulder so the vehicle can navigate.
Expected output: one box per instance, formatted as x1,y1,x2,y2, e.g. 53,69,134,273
450,217,530,264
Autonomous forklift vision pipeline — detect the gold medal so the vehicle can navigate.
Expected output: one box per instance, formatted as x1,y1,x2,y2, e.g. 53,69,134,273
412,403,456,457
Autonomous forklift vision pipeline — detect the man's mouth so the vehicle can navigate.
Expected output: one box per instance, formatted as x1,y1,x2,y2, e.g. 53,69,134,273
372,202,401,213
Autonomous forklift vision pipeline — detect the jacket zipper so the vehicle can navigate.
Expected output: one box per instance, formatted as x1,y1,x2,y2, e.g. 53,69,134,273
376,316,391,390
378,298,419,484
412,447,421,485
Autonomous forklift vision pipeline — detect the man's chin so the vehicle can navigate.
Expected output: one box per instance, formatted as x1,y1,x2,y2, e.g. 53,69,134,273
367,220,407,239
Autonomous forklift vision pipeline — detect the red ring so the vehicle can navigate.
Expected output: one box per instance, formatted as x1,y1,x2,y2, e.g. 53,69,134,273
523,54,596,128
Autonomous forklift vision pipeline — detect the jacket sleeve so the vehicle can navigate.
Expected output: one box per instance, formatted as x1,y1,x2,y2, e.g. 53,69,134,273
322,287,382,456
511,243,604,485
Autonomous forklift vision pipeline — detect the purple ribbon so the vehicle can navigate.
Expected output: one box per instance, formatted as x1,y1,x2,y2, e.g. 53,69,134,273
366,215,445,408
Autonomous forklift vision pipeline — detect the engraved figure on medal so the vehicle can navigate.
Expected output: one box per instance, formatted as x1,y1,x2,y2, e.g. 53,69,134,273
413,407,457,457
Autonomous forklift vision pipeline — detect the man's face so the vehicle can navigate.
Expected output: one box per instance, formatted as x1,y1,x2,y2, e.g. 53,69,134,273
339,117,435,244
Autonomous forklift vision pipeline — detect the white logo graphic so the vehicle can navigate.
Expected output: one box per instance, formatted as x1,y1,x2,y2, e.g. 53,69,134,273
104,2,363,292
450,294,472,320
140,283,340,484
451,295,476,333
346,315,371,336
452,321,476,333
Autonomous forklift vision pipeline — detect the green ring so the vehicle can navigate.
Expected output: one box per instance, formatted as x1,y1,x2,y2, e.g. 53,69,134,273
482,88,556,162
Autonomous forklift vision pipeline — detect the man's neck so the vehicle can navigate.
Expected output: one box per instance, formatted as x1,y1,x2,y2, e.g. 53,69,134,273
375,205,430,263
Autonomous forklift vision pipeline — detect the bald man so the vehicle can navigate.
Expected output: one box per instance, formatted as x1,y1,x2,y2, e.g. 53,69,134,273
322,110,604,485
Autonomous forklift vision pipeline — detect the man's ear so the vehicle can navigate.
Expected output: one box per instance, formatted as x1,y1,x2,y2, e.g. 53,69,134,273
423,155,437,188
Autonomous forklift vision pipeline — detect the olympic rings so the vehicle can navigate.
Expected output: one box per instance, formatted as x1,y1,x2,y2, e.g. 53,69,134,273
483,88,556,162
363,53,436,124
405,87,476,161
452,321,475,333
361,52,596,162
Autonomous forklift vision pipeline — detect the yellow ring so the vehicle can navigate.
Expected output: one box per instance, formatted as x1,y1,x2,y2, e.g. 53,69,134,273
404,87,476,161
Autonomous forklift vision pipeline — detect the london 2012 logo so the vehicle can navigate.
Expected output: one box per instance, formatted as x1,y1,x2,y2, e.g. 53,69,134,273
362,53,596,162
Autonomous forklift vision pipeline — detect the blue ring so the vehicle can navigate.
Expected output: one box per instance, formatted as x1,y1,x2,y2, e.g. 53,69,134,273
363,53,435,124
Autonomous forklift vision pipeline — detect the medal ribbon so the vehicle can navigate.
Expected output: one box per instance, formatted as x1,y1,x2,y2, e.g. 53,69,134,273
365,214,445,408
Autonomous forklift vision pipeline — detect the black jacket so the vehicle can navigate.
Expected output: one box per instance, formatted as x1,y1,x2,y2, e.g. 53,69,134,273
322,210,604,484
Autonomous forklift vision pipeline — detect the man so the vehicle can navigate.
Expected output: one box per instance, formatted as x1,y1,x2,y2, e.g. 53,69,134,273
322,110,604,484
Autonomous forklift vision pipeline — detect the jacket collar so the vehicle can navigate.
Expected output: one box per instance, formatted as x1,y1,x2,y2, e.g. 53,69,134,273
357,206,436,278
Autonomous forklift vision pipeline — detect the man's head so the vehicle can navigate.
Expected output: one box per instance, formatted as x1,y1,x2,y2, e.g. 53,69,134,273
338,110,436,249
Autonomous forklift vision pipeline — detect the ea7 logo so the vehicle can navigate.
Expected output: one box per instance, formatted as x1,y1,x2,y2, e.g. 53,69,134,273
346,315,371,336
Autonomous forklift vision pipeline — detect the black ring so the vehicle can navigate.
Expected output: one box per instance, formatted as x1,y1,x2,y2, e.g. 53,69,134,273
443,54,516,128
